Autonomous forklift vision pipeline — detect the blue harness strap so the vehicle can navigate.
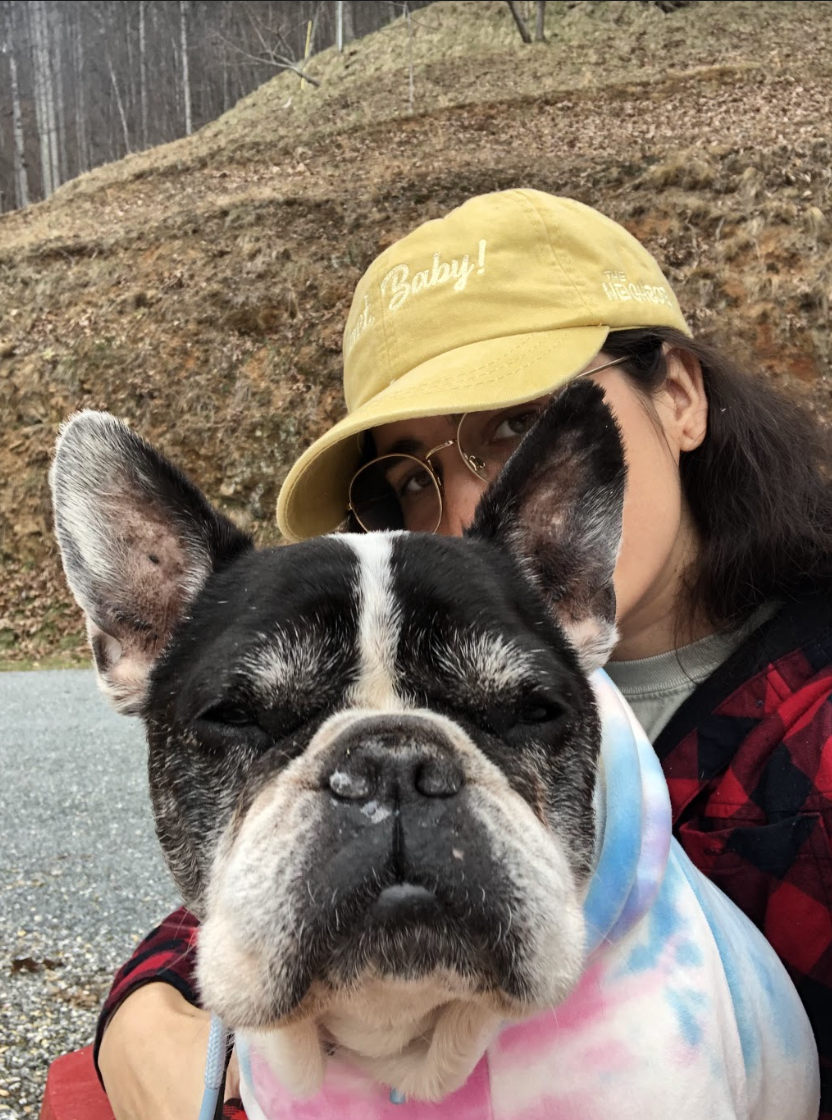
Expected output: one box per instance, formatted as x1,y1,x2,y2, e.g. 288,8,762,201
198,1014,231,1120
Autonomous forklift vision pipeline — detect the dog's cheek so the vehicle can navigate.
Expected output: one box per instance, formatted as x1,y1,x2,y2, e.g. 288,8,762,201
516,708,600,886
474,730,597,886
147,726,253,914
197,771,329,1027
549,719,601,884
466,785,586,1010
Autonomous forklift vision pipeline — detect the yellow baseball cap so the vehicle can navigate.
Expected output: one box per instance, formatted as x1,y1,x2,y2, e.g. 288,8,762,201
277,189,689,541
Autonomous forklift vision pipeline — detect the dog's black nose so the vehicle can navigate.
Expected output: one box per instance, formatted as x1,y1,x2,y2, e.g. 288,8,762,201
325,718,463,803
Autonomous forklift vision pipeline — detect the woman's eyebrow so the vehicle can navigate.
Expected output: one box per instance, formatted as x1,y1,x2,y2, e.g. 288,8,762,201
378,417,463,457
380,437,426,457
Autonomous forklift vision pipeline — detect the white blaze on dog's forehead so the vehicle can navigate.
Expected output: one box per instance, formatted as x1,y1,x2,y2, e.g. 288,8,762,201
342,534,403,710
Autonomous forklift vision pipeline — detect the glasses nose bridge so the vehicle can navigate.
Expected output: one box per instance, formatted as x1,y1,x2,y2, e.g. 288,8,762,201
423,437,458,466
422,437,459,490
425,417,489,483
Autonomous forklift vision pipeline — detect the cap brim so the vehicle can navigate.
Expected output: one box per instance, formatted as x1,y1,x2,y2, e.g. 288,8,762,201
277,324,609,541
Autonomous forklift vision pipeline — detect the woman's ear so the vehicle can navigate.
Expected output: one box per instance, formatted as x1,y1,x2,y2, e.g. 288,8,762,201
660,345,708,452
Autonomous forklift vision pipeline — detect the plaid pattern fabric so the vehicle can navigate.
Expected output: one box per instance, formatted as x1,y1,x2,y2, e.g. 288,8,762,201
96,593,832,1119
655,591,832,1119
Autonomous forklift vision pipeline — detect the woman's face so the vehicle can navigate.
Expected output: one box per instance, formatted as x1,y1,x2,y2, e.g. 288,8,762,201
371,350,708,659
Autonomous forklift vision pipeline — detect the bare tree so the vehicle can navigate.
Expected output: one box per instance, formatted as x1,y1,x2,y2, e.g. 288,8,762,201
342,0,355,43
1,1,29,207
70,4,89,174
535,1,546,42
0,0,435,212
139,0,149,147
180,0,193,135
505,1,532,44
218,5,323,87
29,0,60,197
53,7,68,184
94,4,131,155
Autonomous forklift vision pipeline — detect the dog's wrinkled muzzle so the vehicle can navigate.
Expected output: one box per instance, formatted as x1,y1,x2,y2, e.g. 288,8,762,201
315,715,489,929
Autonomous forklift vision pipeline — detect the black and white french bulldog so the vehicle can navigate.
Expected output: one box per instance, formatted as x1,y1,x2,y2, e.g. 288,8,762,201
51,383,623,1100
49,384,819,1118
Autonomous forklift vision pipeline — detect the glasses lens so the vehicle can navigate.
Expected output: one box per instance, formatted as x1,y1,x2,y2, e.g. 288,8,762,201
350,454,441,533
458,401,547,481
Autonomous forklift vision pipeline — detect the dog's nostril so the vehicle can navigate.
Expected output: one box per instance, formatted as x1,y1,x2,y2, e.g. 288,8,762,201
329,768,372,801
415,760,463,798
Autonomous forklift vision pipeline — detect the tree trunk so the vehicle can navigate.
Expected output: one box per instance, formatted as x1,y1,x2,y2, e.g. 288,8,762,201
30,1,54,197
7,42,30,208
52,4,68,185
342,0,355,43
535,0,546,42
42,2,61,191
180,0,192,136
139,0,148,147
505,0,532,43
106,48,131,154
73,4,89,173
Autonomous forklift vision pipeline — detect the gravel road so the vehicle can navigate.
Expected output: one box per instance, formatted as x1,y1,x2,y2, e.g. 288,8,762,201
0,669,178,1117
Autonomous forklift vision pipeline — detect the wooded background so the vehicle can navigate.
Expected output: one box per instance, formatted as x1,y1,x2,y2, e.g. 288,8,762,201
0,0,436,212
1,0,829,676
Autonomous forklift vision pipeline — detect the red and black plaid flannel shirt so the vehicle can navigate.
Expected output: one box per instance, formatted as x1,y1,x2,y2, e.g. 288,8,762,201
96,591,832,1119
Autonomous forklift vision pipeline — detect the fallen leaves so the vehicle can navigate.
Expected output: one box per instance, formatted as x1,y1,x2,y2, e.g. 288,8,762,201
10,957,64,975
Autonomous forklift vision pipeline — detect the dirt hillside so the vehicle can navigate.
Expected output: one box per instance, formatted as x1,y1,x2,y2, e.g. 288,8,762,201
1,0,831,667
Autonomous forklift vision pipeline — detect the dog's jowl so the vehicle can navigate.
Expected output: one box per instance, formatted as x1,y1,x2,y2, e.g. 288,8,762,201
51,383,819,1118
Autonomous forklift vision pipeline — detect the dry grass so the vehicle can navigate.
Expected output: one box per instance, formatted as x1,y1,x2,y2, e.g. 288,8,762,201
1,0,831,663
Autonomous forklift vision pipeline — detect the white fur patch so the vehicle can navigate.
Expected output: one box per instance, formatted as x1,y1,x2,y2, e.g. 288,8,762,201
244,627,341,703
343,534,405,711
568,616,619,675
435,630,538,693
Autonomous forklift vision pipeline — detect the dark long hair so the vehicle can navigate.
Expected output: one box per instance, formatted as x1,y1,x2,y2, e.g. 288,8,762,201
602,327,832,628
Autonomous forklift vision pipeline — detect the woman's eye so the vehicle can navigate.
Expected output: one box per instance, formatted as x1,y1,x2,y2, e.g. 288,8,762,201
492,410,540,442
393,468,434,499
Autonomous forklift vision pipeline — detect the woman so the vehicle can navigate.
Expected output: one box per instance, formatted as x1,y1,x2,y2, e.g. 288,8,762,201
96,191,832,1119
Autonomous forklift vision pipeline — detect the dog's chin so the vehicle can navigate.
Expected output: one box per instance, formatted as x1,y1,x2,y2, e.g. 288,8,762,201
201,871,586,1102
239,899,582,1104
199,877,530,1028
322,881,498,990
245,968,509,1103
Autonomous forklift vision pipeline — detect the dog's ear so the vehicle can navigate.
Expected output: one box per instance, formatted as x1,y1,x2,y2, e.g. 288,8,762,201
50,411,253,715
469,380,625,673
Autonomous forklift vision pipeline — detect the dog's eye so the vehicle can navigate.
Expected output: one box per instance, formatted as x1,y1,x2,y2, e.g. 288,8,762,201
199,704,257,727
516,699,564,725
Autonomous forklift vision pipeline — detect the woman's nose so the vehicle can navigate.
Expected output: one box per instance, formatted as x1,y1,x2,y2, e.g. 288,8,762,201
436,455,487,537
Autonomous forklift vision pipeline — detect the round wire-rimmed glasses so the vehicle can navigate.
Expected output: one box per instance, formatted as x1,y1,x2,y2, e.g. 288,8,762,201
347,356,628,534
